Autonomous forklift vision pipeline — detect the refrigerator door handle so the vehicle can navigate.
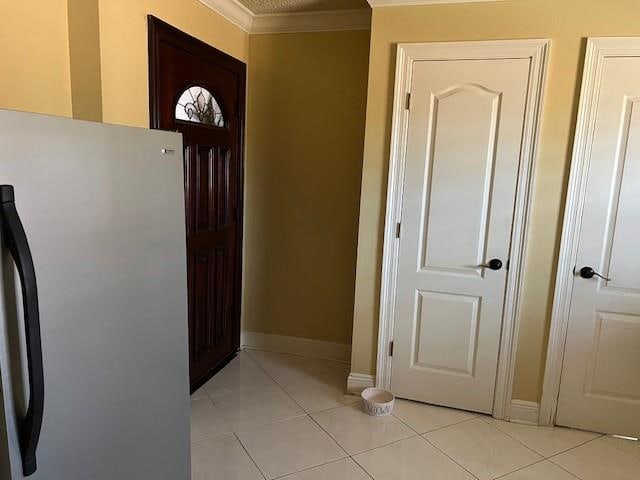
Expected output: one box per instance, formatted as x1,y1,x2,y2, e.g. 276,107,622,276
0,185,44,477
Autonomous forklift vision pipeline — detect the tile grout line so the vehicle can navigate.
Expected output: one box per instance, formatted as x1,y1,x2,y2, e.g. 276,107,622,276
190,432,235,446
391,410,478,436
352,458,377,480
243,350,336,401
546,435,614,479
389,407,422,435
243,348,359,415
278,369,362,414
492,457,581,480
349,453,381,480
244,349,345,413
204,380,283,403
233,431,268,480
306,413,352,457
479,415,605,460
243,348,327,412
420,435,482,480
189,407,234,444
199,351,310,478
252,354,354,459
205,388,305,433
244,348,336,379
475,417,553,459
242,347,351,369
204,351,309,433
203,368,312,432
190,395,236,443
542,433,605,459
233,412,310,434
271,457,372,480
439,418,543,476
352,433,422,457
287,396,361,416
547,458,587,480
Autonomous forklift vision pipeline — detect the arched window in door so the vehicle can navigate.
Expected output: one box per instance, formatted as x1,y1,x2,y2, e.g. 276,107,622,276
175,86,225,127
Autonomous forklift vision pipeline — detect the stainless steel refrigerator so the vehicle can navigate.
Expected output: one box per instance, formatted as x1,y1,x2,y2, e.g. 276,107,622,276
0,109,190,479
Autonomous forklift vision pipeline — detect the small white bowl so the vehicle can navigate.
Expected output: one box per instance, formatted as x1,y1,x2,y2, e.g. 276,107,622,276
361,388,395,416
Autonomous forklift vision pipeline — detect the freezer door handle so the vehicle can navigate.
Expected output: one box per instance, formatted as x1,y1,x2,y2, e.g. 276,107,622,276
0,185,44,477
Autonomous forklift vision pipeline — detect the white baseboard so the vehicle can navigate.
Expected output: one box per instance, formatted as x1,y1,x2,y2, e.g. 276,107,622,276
347,373,375,394
241,331,351,363
509,400,540,425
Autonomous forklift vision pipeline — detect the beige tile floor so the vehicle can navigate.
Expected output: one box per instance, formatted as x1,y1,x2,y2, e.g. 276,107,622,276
190,350,640,480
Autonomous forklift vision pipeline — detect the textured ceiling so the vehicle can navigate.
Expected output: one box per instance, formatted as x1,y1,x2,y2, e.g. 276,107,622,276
237,0,370,14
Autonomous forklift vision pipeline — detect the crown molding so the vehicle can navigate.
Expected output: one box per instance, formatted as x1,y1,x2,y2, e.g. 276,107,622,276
252,9,371,34
199,0,371,34
199,0,254,32
367,0,507,6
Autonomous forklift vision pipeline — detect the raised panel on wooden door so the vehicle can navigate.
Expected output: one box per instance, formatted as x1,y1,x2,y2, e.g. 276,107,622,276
583,311,640,403
601,96,640,294
185,145,232,235
190,246,229,361
420,84,501,276
413,290,481,377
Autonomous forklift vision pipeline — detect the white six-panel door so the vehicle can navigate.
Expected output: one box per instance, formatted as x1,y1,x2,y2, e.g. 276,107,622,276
555,39,640,437
391,56,532,413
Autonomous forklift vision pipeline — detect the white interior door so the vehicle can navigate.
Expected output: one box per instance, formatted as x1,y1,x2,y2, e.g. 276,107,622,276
391,57,531,413
556,45,640,437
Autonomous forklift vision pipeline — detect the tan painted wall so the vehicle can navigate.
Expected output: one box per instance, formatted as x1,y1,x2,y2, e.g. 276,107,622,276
0,0,72,117
351,0,640,402
97,0,249,127
244,31,370,345
68,0,103,121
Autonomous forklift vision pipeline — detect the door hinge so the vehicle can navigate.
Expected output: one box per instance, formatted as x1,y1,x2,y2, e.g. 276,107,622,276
389,341,394,357
405,92,411,110
395,222,401,239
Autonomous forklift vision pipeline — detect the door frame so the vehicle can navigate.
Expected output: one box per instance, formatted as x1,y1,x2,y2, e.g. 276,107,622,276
147,16,247,386
377,39,550,420
539,37,640,426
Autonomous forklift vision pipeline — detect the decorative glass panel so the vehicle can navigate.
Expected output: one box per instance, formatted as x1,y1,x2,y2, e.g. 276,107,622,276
175,86,225,127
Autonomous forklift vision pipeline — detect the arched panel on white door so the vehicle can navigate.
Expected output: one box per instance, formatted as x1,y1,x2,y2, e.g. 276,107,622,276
420,84,502,277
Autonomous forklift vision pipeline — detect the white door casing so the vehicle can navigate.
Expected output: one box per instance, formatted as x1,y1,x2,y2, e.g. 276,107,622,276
541,37,640,436
377,40,549,418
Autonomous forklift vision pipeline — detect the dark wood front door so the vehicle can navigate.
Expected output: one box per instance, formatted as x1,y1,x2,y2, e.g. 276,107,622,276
148,16,245,390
